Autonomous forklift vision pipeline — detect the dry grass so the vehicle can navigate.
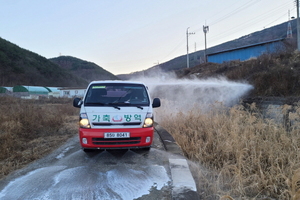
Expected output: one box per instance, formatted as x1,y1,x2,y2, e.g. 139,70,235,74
158,102,300,200
0,96,78,179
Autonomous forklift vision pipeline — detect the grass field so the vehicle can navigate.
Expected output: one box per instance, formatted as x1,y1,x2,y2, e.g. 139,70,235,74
158,102,300,200
0,96,78,179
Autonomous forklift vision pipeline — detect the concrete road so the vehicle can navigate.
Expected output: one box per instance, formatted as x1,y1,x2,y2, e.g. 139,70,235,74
0,125,199,200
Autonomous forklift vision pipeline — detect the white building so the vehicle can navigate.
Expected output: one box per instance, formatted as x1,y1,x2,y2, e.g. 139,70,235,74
59,88,86,98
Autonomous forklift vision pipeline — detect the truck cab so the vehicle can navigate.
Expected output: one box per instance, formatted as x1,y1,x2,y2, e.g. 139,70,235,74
73,80,161,152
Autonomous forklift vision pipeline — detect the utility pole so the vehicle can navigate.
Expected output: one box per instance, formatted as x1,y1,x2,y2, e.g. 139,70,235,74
203,25,209,62
297,0,300,51
186,27,195,68
287,10,293,38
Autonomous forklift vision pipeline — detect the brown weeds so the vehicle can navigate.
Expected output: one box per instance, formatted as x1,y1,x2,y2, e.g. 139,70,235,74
159,102,300,200
0,96,78,179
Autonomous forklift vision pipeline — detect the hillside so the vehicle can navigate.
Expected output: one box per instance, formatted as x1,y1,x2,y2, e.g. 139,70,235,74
0,38,118,88
176,49,300,99
118,19,297,80
0,37,88,87
49,56,119,82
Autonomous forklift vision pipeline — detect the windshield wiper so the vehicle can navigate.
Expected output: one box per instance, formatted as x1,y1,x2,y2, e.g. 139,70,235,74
108,102,127,110
136,106,143,110
113,106,121,110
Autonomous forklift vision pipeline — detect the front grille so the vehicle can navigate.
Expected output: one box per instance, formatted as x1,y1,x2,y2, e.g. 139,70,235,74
92,137,141,145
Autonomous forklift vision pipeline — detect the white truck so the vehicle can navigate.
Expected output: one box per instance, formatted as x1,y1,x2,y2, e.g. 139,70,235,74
73,80,161,152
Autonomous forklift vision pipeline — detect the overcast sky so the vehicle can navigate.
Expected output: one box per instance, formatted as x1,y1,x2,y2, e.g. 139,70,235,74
0,0,295,75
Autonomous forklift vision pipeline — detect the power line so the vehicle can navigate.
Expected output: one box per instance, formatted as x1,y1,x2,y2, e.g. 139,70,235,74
160,37,185,61
159,0,295,66
209,0,261,26
192,0,261,33
206,1,294,43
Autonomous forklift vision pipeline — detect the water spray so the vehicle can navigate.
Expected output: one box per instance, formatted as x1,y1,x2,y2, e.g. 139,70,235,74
130,71,254,121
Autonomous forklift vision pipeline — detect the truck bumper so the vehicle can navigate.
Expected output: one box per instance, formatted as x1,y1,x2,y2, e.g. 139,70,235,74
79,127,154,149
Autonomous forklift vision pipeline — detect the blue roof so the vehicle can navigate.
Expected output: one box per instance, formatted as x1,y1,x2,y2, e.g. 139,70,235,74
208,38,284,56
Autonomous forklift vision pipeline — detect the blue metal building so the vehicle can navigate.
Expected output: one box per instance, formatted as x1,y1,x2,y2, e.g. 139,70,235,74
207,38,284,63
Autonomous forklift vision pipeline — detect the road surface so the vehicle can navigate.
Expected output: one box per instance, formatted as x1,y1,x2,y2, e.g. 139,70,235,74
0,126,199,200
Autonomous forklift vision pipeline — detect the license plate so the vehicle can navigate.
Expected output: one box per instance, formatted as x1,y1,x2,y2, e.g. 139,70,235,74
104,132,130,138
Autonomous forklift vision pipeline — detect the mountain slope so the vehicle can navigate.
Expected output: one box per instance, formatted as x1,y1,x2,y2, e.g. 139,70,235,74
49,56,119,82
0,37,88,87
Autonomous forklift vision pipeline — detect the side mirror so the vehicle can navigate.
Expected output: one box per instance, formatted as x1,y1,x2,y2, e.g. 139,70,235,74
73,98,83,108
152,98,161,108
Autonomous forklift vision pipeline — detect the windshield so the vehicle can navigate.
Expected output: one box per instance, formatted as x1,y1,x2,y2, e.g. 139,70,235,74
84,83,150,107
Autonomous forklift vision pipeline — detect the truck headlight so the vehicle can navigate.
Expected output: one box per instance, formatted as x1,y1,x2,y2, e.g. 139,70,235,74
79,113,91,128
143,113,153,127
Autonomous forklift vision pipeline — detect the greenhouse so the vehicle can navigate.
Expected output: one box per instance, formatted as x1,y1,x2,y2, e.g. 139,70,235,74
0,87,12,93
45,87,60,92
13,85,49,95
46,87,61,98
